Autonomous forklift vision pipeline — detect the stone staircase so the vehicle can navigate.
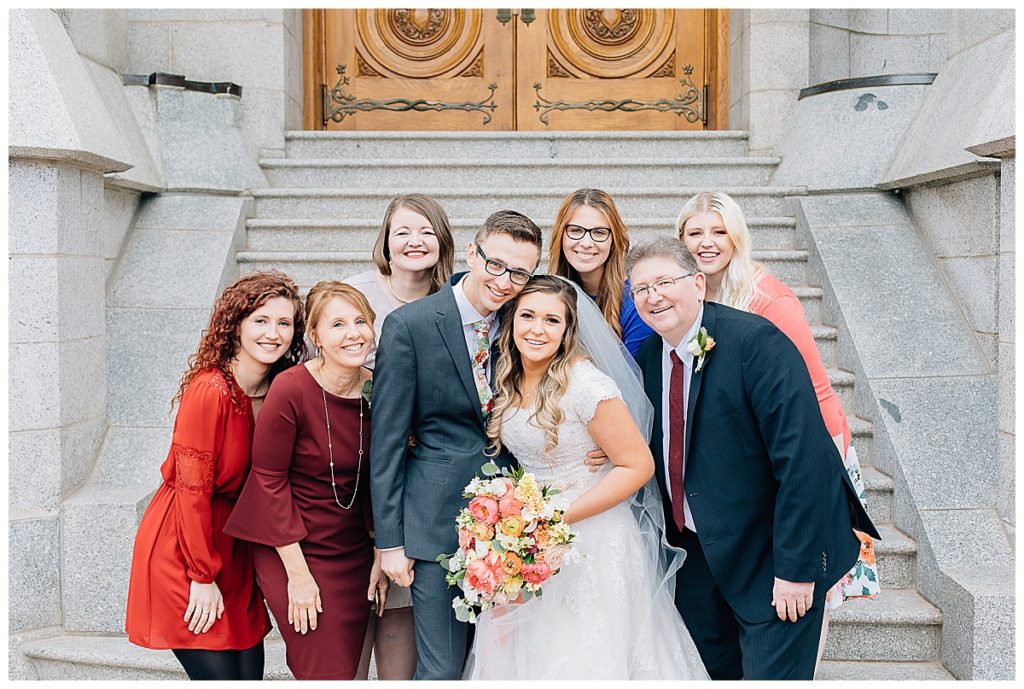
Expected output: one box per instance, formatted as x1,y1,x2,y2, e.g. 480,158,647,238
19,131,954,679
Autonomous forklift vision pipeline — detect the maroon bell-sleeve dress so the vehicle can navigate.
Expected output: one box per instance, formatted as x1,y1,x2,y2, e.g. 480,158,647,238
224,364,374,680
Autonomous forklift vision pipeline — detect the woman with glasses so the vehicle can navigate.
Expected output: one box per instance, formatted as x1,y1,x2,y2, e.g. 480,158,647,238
549,188,654,357
677,191,878,670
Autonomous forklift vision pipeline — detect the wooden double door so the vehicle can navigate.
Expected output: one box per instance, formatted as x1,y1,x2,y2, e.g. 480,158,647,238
304,9,727,131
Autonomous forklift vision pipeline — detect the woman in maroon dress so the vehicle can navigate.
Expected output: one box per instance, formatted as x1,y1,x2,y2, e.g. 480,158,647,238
225,281,388,680
125,271,306,680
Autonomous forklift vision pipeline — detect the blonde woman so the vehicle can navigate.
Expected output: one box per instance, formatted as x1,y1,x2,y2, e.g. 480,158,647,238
465,276,707,680
677,191,879,665
548,188,653,356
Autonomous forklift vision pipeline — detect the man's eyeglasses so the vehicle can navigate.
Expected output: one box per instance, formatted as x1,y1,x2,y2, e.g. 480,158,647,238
630,274,695,301
476,245,534,286
564,224,612,243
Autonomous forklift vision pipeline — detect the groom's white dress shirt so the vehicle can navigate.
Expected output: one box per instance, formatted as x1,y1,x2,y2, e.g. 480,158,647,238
661,304,703,534
453,275,497,377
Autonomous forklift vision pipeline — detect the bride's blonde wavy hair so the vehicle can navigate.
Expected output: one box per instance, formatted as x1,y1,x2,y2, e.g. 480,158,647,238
676,191,763,312
486,276,586,462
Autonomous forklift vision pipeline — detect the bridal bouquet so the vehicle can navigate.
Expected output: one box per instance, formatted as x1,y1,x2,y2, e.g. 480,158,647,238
438,462,577,623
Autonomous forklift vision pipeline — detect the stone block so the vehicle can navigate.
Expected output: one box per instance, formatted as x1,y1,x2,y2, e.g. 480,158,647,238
848,9,888,34
9,9,130,172
946,9,1014,57
997,342,1014,433
127,9,284,22
809,24,850,84
58,337,108,428
879,30,1011,188
964,47,1015,159
749,9,808,24
929,33,948,72
153,88,266,192
105,307,209,427
850,33,930,77
904,176,998,257
888,9,947,36
241,87,290,157
999,159,1014,252
9,514,62,631
748,22,809,91
9,342,61,431
919,509,1012,568
772,85,929,190
941,256,997,332
133,193,248,232
871,376,997,510
748,89,799,156
975,332,997,367
58,257,106,342
7,163,101,256
8,429,61,513
170,22,284,87
997,431,1014,525
61,484,156,633
9,627,62,680
810,9,850,30
729,27,748,108
92,426,173,488
998,252,1014,334
800,194,988,377
108,228,238,310
65,9,128,72
59,415,107,499
124,20,171,73
102,187,140,267
9,257,59,344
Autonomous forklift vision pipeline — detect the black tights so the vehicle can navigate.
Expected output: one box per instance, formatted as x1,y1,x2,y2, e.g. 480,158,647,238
172,641,265,681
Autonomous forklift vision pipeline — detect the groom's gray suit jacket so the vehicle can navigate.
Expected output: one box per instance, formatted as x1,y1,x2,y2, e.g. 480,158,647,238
370,282,513,561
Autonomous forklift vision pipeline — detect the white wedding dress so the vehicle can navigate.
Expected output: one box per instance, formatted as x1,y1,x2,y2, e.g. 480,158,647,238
465,360,709,680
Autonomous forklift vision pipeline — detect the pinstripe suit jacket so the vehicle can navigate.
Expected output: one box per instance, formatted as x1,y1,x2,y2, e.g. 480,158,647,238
637,301,878,623
369,282,514,561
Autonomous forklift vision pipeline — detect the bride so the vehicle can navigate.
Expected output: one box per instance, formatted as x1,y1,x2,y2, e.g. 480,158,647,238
464,275,708,680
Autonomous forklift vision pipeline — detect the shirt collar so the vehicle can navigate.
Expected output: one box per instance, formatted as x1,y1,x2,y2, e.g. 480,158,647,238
454,275,494,327
662,303,705,369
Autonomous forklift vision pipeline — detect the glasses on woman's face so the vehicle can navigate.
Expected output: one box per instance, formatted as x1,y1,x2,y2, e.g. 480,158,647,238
564,224,612,243
630,274,695,301
476,245,534,286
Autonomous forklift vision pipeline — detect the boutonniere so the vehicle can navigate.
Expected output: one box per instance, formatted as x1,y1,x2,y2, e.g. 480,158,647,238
686,327,716,373
361,378,373,406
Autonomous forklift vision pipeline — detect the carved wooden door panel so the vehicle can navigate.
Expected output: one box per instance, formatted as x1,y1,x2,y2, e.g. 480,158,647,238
517,9,707,131
318,9,514,130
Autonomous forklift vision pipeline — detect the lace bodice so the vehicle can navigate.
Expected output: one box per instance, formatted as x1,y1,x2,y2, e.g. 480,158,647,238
499,359,622,501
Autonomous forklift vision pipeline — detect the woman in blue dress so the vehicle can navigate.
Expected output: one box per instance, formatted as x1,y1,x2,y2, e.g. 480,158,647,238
548,188,653,357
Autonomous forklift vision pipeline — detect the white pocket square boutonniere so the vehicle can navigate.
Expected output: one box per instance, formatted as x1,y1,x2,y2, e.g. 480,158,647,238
686,327,716,373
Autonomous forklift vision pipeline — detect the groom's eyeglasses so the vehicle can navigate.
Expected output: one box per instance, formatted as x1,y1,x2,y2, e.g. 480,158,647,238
630,274,695,301
476,245,534,286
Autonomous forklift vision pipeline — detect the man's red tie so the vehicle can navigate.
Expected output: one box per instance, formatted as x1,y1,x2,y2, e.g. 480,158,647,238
668,351,686,531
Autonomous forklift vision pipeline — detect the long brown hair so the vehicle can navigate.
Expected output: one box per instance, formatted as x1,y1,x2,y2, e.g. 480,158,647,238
486,276,586,461
173,271,307,408
547,188,630,338
372,193,455,293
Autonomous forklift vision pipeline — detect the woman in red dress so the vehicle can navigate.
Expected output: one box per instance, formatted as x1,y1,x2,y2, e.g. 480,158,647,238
125,271,307,680
225,281,389,680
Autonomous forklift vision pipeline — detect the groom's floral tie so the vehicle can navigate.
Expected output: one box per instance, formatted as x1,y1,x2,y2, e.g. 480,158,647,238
471,319,494,420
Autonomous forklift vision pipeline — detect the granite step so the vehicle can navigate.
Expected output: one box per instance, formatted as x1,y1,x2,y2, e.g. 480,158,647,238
810,324,837,369
817,659,954,680
824,588,942,662
828,368,858,413
872,523,918,590
236,249,809,291
862,466,894,524
284,130,752,160
262,157,780,188
792,286,822,324
849,415,876,468
252,186,808,220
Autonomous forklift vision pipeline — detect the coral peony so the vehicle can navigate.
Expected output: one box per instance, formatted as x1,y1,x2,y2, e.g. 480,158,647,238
468,496,500,525
520,561,553,585
465,559,498,596
498,492,523,517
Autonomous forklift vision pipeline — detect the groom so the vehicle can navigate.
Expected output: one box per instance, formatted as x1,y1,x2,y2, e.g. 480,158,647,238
627,237,878,680
370,210,543,679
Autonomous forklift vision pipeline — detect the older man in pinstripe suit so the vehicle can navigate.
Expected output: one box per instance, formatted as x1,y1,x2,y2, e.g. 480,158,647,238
627,237,877,680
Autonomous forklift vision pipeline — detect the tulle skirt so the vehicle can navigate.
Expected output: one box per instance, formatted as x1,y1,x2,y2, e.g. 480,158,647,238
465,484,709,680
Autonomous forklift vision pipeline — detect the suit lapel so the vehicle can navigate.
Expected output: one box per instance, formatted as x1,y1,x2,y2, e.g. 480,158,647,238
436,286,485,427
684,303,716,460
641,343,668,501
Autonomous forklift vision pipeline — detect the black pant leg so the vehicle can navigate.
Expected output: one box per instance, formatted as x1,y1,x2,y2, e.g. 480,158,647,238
172,648,241,681
236,641,266,680
736,599,826,680
674,528,743,680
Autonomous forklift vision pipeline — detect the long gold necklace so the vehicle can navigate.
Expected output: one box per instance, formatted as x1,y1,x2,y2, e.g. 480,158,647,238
315,367,364,510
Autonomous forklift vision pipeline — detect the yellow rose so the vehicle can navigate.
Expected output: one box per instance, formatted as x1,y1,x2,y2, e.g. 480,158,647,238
470,522,495,541
501,575,523,598
499,516,526,538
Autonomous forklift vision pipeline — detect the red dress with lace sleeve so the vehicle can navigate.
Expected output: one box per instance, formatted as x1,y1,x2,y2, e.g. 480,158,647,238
125,369,272,650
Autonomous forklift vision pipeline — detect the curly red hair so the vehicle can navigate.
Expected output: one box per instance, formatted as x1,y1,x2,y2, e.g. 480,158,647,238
173,270,307,408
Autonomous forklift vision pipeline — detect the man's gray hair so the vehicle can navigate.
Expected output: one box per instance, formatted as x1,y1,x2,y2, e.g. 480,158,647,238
625,236,699,279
